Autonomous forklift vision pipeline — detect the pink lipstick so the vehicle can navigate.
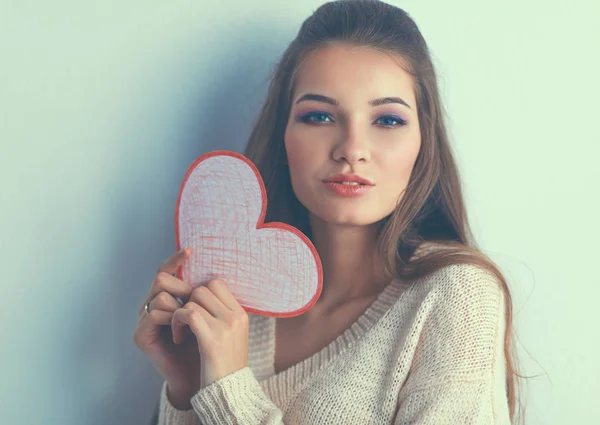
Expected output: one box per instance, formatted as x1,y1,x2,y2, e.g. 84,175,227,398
323,173,374,197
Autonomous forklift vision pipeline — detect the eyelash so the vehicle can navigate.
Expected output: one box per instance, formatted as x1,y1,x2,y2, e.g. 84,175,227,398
298,111,407,128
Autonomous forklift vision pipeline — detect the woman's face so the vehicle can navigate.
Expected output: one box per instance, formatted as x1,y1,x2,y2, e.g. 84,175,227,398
284,43,422,226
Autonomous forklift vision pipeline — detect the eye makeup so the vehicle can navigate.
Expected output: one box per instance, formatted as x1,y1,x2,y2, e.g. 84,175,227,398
296,110,408,127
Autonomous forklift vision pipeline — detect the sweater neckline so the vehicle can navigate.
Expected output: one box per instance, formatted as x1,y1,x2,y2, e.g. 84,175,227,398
259,277,412,395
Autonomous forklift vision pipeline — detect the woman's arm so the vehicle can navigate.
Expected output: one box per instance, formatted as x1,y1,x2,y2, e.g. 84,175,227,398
158,367,287,425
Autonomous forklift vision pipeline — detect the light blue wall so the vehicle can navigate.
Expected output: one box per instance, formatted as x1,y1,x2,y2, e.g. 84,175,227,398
1,1,598,424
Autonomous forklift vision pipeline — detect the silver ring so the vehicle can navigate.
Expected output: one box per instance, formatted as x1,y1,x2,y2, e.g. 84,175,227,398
144,300,151,315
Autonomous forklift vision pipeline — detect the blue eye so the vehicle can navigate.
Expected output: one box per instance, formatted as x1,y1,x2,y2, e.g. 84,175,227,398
299,112,333,124
298,112,407,128
376,115,407,128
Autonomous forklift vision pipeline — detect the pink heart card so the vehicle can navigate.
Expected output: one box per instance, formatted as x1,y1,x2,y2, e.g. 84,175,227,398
174,150,323,318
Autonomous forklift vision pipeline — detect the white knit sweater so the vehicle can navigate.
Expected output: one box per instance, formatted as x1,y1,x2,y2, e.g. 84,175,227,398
157,263,511,424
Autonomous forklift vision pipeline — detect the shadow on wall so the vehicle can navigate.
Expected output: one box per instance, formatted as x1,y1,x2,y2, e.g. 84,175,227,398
70,26,289,425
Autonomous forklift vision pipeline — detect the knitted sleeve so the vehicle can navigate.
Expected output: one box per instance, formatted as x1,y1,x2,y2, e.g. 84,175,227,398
158,380,201,425
158,367,286,425
393,265,512,424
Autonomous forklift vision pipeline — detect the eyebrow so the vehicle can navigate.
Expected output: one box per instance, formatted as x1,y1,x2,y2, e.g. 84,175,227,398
294,93,412,109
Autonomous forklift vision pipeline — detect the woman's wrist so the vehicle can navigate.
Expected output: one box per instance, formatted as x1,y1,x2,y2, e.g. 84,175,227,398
165,382,196,411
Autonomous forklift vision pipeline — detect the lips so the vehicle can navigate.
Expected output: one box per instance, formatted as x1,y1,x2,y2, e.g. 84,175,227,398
323,173,374,186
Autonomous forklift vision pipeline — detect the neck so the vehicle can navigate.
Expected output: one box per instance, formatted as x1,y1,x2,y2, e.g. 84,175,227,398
308,214,392,313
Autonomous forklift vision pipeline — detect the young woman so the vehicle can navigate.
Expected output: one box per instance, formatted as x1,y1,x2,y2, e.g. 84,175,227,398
133,1,522,424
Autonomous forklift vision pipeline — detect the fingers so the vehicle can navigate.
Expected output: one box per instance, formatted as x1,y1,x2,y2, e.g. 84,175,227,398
138,248,193,318
133,304,174,347
147,271,193,308
149,291,183,313
157,247,191,276
145,309,173,326
203,279,244,313
137,291,179,325
171,304,212,345
138,281,192,321
139,273,190,317
189,284,232,320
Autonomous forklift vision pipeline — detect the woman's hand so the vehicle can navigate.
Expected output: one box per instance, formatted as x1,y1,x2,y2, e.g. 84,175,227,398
133,248,199,408
171,275,250,389
132,247,249,409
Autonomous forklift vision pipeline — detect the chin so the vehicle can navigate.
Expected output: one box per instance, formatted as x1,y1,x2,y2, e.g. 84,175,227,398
311,208,387,227
296,190,394,227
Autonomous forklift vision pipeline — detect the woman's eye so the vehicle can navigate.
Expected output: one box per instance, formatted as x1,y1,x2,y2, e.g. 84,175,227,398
375,115,407,128
298,112,406,127
299,112,333,124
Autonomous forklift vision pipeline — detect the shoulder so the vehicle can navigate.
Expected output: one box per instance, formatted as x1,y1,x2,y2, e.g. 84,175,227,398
427,262,502,293
409,241,504,302
413,262,505,322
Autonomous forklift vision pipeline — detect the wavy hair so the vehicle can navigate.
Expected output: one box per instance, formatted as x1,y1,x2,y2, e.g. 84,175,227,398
243,0,523,421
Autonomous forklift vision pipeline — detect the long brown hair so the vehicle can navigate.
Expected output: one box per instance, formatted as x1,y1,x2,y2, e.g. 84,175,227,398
244,0,523,421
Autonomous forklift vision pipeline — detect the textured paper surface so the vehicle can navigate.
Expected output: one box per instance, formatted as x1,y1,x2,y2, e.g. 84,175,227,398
175,150,322,318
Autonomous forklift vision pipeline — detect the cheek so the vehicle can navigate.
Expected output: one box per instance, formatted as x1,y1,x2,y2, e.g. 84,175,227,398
381,144,420,192
388,157,414,181
286,155,313,196
284,144,313,203
284,131,318,176
285,147,304,171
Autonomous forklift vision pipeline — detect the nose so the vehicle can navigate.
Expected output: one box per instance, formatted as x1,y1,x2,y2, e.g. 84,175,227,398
331,125,371,165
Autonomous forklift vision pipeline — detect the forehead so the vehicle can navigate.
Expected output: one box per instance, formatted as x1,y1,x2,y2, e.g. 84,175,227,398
292,43,416,109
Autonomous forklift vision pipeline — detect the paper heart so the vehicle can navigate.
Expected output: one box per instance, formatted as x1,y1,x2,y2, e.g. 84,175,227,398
174,150,323,318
